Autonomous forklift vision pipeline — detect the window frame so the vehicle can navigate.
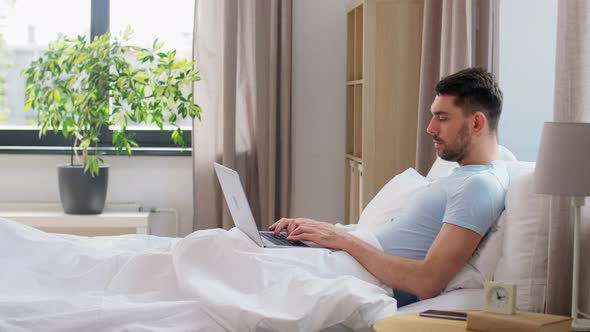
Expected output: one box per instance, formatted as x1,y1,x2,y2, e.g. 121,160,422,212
0,0,193,156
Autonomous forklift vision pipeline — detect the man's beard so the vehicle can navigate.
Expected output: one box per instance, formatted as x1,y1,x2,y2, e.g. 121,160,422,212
433,123,471,163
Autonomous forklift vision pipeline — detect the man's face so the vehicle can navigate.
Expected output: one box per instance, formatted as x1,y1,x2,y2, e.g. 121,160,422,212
426,95,473,163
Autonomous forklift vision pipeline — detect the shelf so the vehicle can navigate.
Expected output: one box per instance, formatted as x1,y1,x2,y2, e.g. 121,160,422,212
347,0,364,12
343,0,424,225
345,1,365,225
0,202,141,212
1,212,148,229
346,80,364,85
353,85,363,157
346,154,363,164
346,10,355,81
0,202,149,235
346,85,354,154
354,4,364,81
346,3,364,82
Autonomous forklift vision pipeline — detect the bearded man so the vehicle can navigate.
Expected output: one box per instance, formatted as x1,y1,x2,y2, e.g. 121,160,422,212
270,67,508,306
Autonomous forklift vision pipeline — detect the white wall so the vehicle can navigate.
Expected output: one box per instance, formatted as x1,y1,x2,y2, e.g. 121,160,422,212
498,0,557,161
290,0,349,223
0,154,194,236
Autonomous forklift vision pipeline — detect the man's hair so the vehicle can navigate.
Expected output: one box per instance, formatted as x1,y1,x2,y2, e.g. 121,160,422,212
435,67,503,134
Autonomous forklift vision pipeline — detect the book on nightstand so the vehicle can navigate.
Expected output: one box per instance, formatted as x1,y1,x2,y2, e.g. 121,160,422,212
467,311,572,332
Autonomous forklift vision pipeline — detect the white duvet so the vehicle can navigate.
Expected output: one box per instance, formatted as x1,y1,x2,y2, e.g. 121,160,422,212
0,219,396,331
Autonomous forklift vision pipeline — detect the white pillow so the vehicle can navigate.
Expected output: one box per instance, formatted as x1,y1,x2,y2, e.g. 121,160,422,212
444,211,507,292
357,168,429,232
471,210,508,279
427,145,517,181
493,161,550,312
444,263,485,292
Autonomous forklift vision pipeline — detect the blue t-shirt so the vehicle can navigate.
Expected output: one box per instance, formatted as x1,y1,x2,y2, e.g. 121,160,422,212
374,160,509,260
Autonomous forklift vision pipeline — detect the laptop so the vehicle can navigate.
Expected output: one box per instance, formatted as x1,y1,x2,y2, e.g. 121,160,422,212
213,163,315,248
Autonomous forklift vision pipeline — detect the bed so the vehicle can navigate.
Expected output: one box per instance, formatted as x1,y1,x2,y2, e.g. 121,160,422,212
0,154,551,331
0,220,396,331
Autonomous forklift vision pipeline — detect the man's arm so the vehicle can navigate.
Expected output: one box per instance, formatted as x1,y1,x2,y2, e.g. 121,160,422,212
338,223,481,299
275,219,481,299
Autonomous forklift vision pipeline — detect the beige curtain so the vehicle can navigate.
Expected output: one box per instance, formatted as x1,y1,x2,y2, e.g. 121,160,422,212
191,0,292,231
545,0,590,315
415,0,499,175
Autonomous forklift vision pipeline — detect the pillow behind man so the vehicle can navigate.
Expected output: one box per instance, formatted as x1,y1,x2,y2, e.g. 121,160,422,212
357,168,430,232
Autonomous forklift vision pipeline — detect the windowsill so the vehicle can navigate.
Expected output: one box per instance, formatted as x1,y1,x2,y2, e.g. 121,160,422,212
0,146,192,156
0,128,193,156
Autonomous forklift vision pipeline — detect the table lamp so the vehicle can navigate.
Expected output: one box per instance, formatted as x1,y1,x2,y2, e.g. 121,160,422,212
534,121,590,331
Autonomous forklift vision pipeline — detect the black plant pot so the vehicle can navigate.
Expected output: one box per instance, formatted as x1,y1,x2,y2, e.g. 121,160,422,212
58,164,109,214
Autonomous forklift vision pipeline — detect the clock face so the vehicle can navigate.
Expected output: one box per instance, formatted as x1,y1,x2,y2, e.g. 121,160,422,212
487,286,510,309
484,282,516,314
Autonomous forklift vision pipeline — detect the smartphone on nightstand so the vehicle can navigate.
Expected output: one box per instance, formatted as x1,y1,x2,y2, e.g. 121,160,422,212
419,310,468,321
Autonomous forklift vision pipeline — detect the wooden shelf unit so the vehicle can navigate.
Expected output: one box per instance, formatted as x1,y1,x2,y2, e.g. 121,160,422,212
344,0,424,225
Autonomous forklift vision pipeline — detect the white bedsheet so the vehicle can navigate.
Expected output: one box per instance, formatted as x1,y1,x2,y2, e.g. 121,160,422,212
397,288,483,313
0,219,396,331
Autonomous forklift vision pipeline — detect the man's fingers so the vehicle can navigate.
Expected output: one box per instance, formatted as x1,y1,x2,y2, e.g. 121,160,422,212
286,219,302,235
269,219,285,231
289,224,302,236
273,218,291,236
272,220,283,235
287,228,317,242
289,224,314,237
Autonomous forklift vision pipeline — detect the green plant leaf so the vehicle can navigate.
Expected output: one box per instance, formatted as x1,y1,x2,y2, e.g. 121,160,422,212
153,39,164,51
189,103,202,118
61,121,68,138
22,30,203,169
133,51,148,59
134,74,149,84
125,142,132,156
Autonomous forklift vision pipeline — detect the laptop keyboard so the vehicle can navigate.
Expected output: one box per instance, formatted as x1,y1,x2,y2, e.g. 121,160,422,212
260,232,308,247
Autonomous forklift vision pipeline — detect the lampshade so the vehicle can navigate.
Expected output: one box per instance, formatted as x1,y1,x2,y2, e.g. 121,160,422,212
534,122,590,196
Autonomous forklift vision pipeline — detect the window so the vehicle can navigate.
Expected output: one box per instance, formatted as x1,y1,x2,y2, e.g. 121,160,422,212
110,0,194,130
0,0,195,155
498,0,557,161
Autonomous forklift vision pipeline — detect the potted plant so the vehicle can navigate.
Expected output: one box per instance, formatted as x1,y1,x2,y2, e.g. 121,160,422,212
22,28,202,214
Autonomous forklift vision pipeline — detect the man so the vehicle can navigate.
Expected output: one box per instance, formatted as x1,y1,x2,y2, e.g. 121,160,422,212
269,67,509,305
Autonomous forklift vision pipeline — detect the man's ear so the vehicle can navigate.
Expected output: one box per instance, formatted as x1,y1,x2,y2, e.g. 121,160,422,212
472,111,487,134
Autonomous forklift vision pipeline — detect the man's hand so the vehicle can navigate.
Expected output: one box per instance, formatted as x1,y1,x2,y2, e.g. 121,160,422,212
268,218,352,250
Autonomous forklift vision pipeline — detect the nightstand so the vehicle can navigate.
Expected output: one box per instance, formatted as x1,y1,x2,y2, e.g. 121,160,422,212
374,311,474,332
0,202,149,236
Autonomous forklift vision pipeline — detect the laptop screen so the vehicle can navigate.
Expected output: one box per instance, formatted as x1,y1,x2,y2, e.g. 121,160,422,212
213,163,264,247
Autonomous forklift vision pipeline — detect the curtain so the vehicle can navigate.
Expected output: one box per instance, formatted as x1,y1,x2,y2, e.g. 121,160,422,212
545,0,590,315
415,0,499,175
191,0,292,231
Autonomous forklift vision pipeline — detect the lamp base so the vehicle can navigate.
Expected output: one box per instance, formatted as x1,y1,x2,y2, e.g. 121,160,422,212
573,318,590,331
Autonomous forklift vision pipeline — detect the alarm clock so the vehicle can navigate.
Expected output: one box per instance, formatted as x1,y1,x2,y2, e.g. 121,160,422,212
483,281,517,314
